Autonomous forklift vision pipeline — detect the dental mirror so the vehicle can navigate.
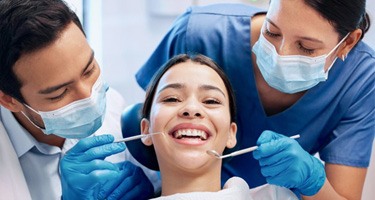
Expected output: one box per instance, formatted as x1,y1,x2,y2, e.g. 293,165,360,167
207,134,300,159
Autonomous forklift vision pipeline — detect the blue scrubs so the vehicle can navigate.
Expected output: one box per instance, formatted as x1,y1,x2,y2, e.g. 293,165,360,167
136,4,375,188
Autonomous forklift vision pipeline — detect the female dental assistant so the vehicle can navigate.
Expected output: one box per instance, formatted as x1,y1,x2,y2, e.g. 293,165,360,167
136,0,374,199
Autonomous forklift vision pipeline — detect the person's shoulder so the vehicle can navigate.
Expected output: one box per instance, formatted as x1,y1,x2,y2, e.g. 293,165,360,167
345,41,375,76
352,41,375,60
190,3,264,17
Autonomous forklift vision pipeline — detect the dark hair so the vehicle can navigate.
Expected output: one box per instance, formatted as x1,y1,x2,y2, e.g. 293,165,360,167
304,0,370,40
0,0,84,102
142,53,237,123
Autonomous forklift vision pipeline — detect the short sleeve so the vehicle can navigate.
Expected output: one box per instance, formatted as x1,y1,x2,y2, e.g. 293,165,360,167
319,51,375,167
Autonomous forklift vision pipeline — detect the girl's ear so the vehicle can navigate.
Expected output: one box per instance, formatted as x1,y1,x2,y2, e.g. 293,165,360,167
226,122,237,149
0,90,24,112
140,118,153,146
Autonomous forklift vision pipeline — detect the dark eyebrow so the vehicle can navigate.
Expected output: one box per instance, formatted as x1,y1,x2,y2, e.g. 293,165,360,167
82,50,95,75
199,84,226,97
157,83,226,97
265,18,280,29
38,50,95,95
297,36,324,44
266,18,323,44
157,83,184,94
38,81,74,95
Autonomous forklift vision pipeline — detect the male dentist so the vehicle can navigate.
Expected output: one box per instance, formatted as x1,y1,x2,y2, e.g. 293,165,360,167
0,0,158,199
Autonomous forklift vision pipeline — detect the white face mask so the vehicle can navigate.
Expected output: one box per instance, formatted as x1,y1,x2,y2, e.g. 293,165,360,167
252,32,349,94
22,77,109,139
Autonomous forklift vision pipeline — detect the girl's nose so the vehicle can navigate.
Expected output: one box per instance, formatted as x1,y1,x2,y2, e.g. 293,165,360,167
182,111,202,118
179,101,204,119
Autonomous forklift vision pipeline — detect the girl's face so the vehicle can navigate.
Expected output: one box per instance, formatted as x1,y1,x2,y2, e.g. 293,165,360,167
141,61,237,173
265,0,345,71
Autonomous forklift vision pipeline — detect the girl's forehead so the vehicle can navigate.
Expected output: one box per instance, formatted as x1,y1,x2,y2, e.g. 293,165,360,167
158,62,227,90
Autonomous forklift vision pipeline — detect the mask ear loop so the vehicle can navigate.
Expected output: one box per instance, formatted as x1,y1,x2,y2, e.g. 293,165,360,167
338,33,351,62
20,111,46,130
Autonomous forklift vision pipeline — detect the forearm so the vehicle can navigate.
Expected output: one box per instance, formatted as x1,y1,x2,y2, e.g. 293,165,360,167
302,179,347,200
302,164,367,200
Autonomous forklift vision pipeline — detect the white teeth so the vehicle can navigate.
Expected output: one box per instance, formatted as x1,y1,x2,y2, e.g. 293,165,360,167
173,129,208,140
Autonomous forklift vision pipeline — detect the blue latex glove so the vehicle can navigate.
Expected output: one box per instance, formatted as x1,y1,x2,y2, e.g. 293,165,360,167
253,130,326,196
60,134,154,200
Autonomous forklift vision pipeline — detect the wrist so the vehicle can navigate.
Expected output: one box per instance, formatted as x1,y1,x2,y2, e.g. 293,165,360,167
299,156,326,196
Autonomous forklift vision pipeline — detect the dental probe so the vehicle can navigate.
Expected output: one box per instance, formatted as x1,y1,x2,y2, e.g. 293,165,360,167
207,134,300,159
114,132,163,143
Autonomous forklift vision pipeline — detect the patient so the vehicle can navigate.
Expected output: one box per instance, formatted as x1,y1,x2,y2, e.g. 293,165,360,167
138,53,297,199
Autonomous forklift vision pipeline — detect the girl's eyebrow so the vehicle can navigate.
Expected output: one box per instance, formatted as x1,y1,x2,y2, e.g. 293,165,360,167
157,83,226,97
199,84,226,97
157,83,184,94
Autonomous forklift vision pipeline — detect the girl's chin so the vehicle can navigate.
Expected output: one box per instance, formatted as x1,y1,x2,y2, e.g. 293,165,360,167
170,151,218,170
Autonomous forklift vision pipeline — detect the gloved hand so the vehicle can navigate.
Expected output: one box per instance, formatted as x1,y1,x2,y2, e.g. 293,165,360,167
107,161,154,200
60,134,154,200
253,130,326,196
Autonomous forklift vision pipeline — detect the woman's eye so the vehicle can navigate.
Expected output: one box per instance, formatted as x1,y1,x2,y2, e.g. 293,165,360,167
48,89,68,101
264,29,281,38
298,43,315,55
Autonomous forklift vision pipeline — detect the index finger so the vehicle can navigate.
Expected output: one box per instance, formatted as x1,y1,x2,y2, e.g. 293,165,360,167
256,130,285,146
67,134,115,155
253,138,291,159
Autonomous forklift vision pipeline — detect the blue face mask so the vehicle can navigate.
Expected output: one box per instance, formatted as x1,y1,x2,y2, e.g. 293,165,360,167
252,32,349,94
22,77,109,139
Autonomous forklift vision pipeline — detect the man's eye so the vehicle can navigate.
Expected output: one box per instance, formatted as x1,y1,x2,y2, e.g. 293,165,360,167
48,89,68,101
84,64,96,77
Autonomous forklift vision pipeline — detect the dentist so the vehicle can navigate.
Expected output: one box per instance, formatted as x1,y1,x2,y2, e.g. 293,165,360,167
0,0,157,199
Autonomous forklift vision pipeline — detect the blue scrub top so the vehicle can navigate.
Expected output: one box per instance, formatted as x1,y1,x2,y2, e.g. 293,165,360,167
136,4,375,188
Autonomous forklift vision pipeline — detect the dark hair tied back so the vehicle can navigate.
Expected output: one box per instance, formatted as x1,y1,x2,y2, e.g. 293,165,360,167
304,0,370,40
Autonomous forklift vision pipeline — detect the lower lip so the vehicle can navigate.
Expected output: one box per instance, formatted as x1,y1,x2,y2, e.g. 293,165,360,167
170,136,209,146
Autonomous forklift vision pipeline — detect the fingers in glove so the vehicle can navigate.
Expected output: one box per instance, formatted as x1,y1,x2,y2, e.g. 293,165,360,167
253,137,293,160
256,130,285,146
67,134,115,155
107,162,153,200
72,142,126,162
97,161,136,198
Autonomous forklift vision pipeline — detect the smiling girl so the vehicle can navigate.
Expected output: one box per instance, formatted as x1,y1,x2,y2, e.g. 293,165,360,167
139,54,297,199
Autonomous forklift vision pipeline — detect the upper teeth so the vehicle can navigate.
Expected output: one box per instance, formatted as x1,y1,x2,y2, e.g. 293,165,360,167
173,129,208,140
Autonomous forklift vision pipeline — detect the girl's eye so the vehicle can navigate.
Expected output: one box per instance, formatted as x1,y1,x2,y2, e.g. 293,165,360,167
264,29,281,38
48,88,68,101
298,43,315,55
162,97,180,103
203,98,221,105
